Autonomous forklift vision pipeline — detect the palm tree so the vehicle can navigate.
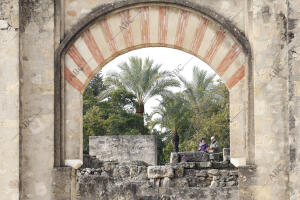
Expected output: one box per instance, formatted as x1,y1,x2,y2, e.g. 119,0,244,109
105,56,180,116
151,93,191,152
178,66,216,134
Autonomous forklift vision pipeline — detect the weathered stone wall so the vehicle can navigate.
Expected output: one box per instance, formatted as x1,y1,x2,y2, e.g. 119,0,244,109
247,1,290,199
77,156,238,200
19,1,55,199
89,136,157,165
0,1,19,200
287,1,300,199
63,0,246,34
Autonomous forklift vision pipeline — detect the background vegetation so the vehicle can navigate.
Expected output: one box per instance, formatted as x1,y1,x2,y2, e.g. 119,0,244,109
83,57,229,164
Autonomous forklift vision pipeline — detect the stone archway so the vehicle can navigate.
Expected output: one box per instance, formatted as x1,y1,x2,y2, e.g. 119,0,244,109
2,0,299,199
55,1,253,170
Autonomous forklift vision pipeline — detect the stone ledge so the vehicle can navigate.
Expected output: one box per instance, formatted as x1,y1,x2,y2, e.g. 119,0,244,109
170,152,210,164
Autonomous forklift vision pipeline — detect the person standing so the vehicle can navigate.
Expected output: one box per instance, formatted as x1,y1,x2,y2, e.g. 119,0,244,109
197,138,208,153
209,136,219,153
209,136,220,161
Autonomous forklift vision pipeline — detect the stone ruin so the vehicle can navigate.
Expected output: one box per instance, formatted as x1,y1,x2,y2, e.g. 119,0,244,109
77,150,238,200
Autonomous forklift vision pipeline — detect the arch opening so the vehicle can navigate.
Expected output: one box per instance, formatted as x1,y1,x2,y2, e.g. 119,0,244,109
55,2,253,169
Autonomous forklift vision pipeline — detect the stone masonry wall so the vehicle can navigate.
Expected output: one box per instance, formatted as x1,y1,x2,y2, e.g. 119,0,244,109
0,1,19,200
77,155,238,200
89,136,157,165
19,1,55,199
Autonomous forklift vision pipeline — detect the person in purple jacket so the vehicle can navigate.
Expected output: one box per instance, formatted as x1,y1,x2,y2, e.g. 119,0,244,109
197,138,208,153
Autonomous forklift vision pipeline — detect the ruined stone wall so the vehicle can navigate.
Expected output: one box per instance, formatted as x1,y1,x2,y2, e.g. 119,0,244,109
77,156,238,200
0,1,19,200
89,136,157,165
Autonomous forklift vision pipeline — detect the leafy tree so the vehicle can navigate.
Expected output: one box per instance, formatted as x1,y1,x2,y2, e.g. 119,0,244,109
83,72,107,115
83,89,149,154
151,93,191,152
105,56,180,116
88,72,106,96
178,66,216,136
181,80,230,152
150,129,169,165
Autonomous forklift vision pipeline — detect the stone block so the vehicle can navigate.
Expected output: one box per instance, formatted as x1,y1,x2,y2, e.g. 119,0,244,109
112,165,130,178
147,166,174,179
172,166,184,177
103,161,118,172
213,176,220,181
208,169,219,176
162,177,173,187
226,176,235,182
178,152,209,162
226,181,237,186
210,180,218,188
223,148,230,162
52,167,72,200
89,136,157,165
229,170,238,176
170,152,179,165
196,170,207,177
220,170,229,176
185,169,196,176
173,178,189,188
178,162,196,169
219,181,226,187
195,162,212,169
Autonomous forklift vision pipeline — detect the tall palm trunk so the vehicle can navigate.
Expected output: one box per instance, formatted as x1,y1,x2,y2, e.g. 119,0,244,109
136,102,145,134
172,131,179,152
136,102,144,116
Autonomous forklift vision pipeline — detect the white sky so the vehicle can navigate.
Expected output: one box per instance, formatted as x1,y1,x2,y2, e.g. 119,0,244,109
101,47,220,115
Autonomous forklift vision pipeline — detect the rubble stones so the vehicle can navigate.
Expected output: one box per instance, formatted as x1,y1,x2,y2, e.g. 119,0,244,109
77,158,239,200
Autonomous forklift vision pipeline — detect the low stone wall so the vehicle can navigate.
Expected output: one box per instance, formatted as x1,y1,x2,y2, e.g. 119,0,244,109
89,135,157,165
77,155,238,200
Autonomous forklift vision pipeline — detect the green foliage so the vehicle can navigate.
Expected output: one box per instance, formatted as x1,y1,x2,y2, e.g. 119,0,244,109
83,72,106,115
151,129,168,165
105,56,180,115
151,93,191,152
152,70,229,163
88,73,106,96
83,83,149,153
162,141,174,164
177,79,230,153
